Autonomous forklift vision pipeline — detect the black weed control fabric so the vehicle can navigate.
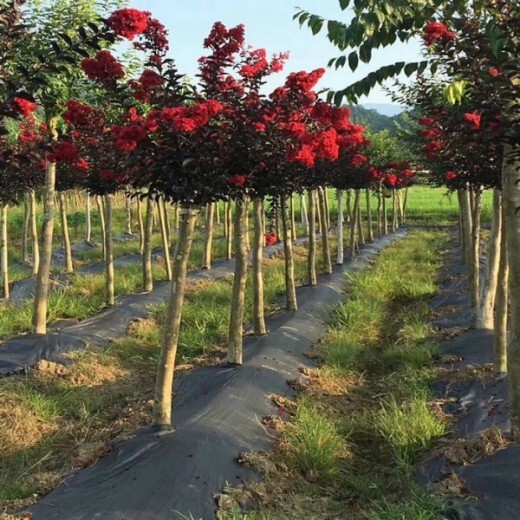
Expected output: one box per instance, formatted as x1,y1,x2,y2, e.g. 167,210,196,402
419,243,517,520
26,232,406,520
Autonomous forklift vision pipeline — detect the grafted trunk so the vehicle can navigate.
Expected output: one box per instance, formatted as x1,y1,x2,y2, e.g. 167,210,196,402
154,205,199,429
477,189,502,329
104,193,115,307
503,142,520,429
350,189,360,258
58,192,73,273
32,118,58,335
202,202,215,270
336,189,344,265
307,190,317,286
30,191,39,276
225,200,233,260
494,201,508,374
227,196,249,365
300,193,309,236
281,194,297,311
158,199,172,281
1,203,9,300
252,198,267,334
470,187,483,308
137,196,144,255
143,196,154,292
22,193,29,263
85,192,92,243
366,188,374,242
318,188,332,274
97,195,106,260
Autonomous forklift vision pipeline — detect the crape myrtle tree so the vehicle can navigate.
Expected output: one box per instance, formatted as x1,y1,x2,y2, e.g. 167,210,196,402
297,0,520,429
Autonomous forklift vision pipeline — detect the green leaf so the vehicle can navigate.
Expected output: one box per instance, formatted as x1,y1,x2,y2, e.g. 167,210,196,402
404,62,418,76
359,44,372,63
335,55,347,69
339,0,350,9
348,51,359,72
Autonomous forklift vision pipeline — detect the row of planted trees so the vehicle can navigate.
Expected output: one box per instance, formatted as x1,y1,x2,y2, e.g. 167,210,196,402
0,2,417,429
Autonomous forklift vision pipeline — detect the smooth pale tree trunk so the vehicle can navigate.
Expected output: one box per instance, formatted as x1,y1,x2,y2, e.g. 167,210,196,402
402,188,409,223
223,201,229,238
137,197,145,255
125,195,132,235
32,118,58,334
336,189,344,265
22,194,29,263
225,200,233,260
460,189,473,266
215,201,221,226
494,202,508,374
366,188,374,242
143,196,154,292
316,193,322,235
97,195,106,260
382,192,389,235
274,197,280,239
30,191,39,276
202,202,215,270
227,196,249,365
357,193,365,246
58,192,73,273
323,187,330,231
85,192,92,243
308,190,317,286
477,189,502,329
154,205,199,429
350,190,360,258
158,199,172,281
300,193,309,236
290,195,297,241
1,203,9,300
162,199,171,247
376,187,382,237
104,193,115,307
470,187,483,308
252,198,267,335
281,194,298,311
318,188,332,274
245,206,250,252
503,143,520,429
392,191,399,231
346,189,352,223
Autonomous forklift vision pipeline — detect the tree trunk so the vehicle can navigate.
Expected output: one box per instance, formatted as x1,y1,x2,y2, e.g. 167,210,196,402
318,188,332,274
227,196,249,365
322,187,330,231
316,192,322,235
281,194,298,311
58,192,73,273
382,191,388,235
402,188,409,223
158,199,172,281
376,187,382,237
30,191,39,276
346,189,352,223
392,191,399,231
162,199,171,247
252,198,267,334
22,193,29,263
460,188,473,266
290,195,297,241
85,192,92,243
300,193,309,236
104,193,115,307
143,196,154,292
137,196,145,255
154,205,199,429
470,187,483,308
97,195,106,260
308,190,317,286
225,200,233,260
202,202,215,270
32,118,58,335
336,189,344,265
503,143,520,429
1,203,9,300
357,192,365,246
494,201,508,374
125,195,132,235
350,190,360,258
366,188,374,242
477,189,502,329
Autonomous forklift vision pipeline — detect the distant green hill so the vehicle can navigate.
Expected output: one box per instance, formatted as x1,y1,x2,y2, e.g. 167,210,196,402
348,105,408,134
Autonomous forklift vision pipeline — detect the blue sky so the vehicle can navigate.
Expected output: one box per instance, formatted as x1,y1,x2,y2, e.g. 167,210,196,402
130,0,424,104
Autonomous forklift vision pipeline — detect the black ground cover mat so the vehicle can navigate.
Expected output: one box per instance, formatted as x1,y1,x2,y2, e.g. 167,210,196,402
419,242,517,520
26,231,406,520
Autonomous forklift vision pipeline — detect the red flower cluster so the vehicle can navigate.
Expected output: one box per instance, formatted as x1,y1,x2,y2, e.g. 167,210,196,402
285,68,325,93
445,171,458,181
134,17,169,54
265,233,278,246
112,124,148,152
107,8,149,40
13,97,37,117
240,48,269,79
47,141,79,163
423,21,456,47
227,174,247,187
160,100,223,133
82,51,125,86
63,100,99,127
463,112,481,130
139,69,163,90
